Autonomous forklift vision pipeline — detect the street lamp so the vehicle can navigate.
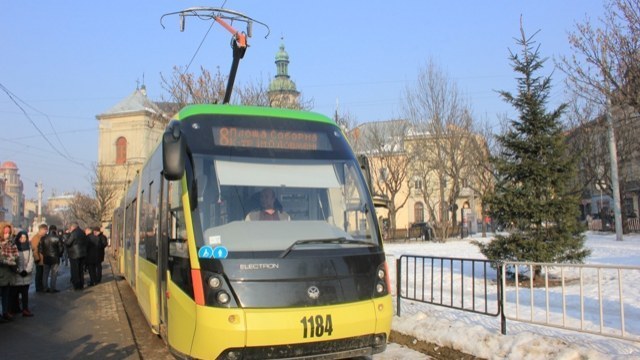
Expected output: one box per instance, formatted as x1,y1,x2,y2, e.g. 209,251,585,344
595,180,606,210
595,180,607,229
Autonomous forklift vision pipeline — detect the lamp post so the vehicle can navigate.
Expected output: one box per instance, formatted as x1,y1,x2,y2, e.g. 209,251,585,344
595,180,607,230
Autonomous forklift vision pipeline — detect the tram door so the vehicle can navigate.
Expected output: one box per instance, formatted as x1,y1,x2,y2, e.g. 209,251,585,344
157,179,169,339
125,200,137,287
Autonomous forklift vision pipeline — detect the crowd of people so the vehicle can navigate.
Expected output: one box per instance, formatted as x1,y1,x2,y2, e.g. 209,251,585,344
0,221,108,322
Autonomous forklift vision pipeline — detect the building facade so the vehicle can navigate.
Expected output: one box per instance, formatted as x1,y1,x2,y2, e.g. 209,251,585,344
0,161,25,227
567,111,640,228
350,120,484,237
96,86,172,223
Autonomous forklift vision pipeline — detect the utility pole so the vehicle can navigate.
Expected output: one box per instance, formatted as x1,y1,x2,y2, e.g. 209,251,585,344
36,181,44,222
606,99,623,241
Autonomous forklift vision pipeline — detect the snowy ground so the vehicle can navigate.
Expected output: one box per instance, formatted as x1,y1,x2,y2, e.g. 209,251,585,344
374,231,640,360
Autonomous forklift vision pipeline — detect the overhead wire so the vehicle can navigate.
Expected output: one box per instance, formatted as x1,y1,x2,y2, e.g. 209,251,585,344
181,0,229,73
0,82,92,171
184,20,217,73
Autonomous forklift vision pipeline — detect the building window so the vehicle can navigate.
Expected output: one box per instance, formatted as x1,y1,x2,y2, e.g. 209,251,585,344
624,197,636,218
414,202,424,223
414,178,423,190
116,137,127,165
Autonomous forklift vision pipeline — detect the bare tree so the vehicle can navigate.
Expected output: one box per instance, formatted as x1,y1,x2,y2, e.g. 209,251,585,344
160,66,227,107
67,192,98,229
558,0,640,231
352,120,412,232
68,164,120,228
565,96,606,192
558,0,640,108
467,120,497,237
93,165,120,224
234,77,271,106
334,108,359,134
404,59,477,240
160,66,313,110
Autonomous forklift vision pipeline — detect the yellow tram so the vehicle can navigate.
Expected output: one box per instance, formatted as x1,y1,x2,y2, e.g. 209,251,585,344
111,104,392,359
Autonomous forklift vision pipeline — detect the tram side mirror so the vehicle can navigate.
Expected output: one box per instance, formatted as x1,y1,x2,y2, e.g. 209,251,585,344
373,194,390,209
163,121,186,181
357,154,373,192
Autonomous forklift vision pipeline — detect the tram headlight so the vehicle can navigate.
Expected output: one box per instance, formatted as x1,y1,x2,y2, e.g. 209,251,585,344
374,262,390,297
216,291,231,304
208,275,222,289
201,270,238,308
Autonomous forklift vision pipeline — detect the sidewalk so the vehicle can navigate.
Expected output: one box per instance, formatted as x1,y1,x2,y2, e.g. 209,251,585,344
0,259,139,359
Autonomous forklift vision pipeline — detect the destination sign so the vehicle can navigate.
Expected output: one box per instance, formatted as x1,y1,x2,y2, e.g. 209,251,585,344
212,126,331,151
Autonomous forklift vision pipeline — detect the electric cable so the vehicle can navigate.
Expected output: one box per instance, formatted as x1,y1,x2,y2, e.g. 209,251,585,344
0,82,92,170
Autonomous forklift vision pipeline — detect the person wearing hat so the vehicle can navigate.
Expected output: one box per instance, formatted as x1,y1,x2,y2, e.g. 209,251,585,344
0,223,18,321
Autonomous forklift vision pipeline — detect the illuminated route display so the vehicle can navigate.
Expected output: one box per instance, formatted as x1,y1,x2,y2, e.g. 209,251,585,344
212,126,332,151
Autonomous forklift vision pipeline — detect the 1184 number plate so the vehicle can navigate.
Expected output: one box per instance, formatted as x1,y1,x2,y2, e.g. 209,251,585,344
300,314,333,338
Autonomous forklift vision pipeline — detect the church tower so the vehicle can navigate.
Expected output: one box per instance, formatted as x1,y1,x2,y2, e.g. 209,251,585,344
95,85,172,222
268,41,301,109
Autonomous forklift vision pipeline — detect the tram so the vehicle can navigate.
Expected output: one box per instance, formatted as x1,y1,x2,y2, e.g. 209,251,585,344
111,104,393,359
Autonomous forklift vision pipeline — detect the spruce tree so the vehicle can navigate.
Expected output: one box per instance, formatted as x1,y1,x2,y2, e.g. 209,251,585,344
477,27,590,279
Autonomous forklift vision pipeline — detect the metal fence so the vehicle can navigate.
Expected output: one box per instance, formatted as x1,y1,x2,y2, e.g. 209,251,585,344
502,261,640,342
396,255,502,318
395,255,640,342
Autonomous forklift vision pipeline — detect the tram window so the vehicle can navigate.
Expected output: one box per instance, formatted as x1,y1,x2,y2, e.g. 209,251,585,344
339,162,372,239
168,204,193,298
138,190,147,260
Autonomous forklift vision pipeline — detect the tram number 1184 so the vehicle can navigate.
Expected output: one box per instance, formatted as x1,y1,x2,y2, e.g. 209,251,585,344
300,314,333,338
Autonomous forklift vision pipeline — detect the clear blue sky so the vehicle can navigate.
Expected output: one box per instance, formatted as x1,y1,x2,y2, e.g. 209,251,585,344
1,1,605,199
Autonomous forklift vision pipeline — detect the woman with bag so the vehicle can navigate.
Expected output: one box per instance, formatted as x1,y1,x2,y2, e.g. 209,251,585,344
0,222,18,321
11,230,35,317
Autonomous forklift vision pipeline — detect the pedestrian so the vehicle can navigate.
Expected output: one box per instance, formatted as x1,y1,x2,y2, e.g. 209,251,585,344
0,222,18,321
64,222,87,290
11,230,34,317
84,227,92,274
59,229,69,266
86,226,105,286
30,223,48,292
40,225,64,293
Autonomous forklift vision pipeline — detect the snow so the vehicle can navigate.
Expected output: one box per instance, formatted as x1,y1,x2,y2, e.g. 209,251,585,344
374,231,640,359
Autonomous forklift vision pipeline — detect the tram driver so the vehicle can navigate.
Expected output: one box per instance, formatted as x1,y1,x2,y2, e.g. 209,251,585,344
245,188,291,221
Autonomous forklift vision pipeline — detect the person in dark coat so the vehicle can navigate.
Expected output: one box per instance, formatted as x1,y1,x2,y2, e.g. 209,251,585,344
64,222,87,290
39,225,64,292
86,226,108,286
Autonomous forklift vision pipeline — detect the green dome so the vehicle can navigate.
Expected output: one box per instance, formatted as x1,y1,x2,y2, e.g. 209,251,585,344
275,43,289,61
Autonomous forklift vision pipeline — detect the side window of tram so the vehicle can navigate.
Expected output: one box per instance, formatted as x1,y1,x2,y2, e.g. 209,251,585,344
167,199,193,298
142,182,159,264
138,191,147,260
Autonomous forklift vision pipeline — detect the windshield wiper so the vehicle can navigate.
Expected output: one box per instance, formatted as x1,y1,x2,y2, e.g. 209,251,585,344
279,237,374,258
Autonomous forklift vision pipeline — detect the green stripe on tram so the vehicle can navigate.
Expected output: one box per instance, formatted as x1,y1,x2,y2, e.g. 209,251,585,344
177,104,335,124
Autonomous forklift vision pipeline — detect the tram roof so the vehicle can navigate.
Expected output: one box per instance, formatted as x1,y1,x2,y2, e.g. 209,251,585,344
177,104,335,125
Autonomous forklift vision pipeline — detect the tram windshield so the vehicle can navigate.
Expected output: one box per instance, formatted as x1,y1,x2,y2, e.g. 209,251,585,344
191,154,380,253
